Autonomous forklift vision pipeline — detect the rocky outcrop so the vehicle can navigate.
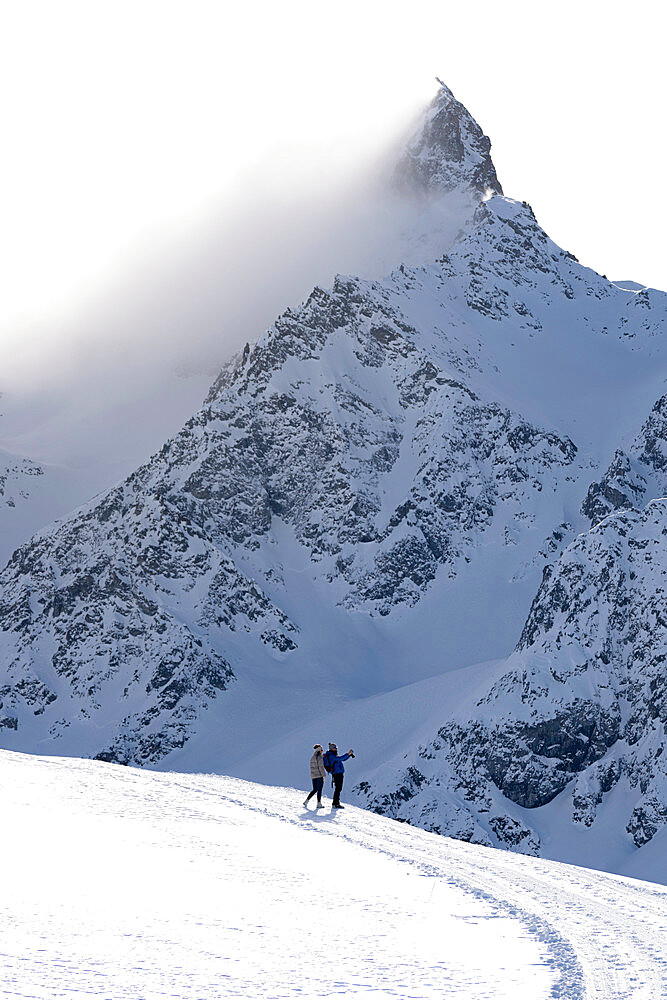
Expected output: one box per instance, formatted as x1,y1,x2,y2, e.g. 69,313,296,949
395,79,502,197
356,501,667,856
583,394,667,525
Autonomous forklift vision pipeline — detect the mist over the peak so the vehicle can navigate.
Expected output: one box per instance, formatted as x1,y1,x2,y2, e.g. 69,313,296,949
0,107,476,489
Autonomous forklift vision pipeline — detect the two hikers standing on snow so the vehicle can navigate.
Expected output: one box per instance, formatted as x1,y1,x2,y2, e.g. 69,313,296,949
303,741,355,810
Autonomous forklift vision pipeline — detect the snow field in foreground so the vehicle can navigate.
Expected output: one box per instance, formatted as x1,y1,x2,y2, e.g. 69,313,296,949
0,751,665,998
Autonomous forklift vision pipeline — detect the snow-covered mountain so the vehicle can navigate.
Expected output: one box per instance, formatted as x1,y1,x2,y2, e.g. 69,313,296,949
1,81,667,879
0,446,44,522
0,367,217,564
349,388,667,868
3,749,666,998
0,436,83,567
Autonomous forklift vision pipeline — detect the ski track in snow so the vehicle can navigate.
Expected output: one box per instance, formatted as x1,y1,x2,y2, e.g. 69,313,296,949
209,781,666,1000
1,751,665,999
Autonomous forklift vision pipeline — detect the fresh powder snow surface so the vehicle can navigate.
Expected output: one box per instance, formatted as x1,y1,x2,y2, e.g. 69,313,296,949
1,749,665,999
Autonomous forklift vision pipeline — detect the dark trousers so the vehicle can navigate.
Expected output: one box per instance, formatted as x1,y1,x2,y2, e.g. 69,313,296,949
332,772,344,806
305,777,324,803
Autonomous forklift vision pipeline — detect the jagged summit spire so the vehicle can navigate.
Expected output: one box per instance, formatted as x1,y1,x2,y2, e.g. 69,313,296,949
394,79,502,199
434,76,454,99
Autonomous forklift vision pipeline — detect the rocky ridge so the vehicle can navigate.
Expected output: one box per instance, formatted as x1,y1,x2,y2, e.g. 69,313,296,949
582,394,667,525
394,79,502,197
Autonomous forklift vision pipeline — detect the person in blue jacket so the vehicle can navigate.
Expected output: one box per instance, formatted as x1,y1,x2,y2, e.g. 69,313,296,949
323,742,355,809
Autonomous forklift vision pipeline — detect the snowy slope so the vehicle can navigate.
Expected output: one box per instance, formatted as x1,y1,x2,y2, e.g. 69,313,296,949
0,443,93,568
2,81,667,880
0,368,215,563
0,393,85,565
0,445,48,552
1,748,666,999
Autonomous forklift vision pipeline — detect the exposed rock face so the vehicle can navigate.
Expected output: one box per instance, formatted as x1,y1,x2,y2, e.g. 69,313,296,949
0,481,253,763
356,500,667,856
582,395,667,525
395,80,502,197
514,502,667,848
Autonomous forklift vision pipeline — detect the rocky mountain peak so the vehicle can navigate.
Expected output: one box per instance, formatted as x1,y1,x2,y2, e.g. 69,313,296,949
393,78,503,198
3,79,667,882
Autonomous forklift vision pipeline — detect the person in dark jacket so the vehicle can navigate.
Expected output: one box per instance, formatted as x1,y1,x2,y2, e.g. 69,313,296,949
323,742,355,809
303,744,327,808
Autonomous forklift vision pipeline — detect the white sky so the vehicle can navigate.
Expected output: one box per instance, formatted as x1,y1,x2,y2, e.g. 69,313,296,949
1,0,665,346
